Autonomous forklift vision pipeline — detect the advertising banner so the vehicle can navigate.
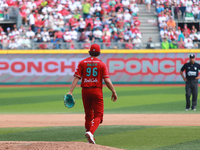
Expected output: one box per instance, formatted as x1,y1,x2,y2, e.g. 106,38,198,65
0,53,199,84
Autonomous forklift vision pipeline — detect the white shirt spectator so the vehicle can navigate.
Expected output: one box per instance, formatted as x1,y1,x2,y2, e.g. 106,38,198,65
61,0,67,4
186,6,192,13
70,30,78,40
12,30,20,37
94,3,101,11
69,3,77,12
185,41,193,48
26,30,35,38
42,6,52,14
63,31,72,41
74,0,82,10
158,15,167,23
131,5,139,14
23,37,31,48
192,6,199,14
41,30,50,42
160,29,168,38
94,20,102,28
54,12,63,19
189,33,198,40
124,11,131,22
79,20,86,29
93,29,103,38
122,0,130,7
90,7,95,15
186,0,193,7
27,1,36,10
29,13,35,25
9,41,18,49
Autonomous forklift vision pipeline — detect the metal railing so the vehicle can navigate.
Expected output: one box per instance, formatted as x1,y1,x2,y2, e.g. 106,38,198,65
0,41,200,50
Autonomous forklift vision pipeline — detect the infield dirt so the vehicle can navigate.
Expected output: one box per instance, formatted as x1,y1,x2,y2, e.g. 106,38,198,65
0,114,199,150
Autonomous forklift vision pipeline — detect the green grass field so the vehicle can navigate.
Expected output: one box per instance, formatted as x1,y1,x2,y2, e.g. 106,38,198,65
1,86,200,150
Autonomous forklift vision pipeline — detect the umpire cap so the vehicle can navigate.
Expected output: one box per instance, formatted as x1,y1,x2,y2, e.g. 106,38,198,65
189,54,195,58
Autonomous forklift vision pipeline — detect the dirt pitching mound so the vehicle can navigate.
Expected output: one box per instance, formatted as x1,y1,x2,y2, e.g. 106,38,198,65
0,141,123,150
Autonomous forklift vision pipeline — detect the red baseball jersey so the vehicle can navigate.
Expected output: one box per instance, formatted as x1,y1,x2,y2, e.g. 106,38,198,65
74,57,109,88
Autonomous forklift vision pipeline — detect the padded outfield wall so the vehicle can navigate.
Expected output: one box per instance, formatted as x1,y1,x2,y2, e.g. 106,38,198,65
0,49,199,85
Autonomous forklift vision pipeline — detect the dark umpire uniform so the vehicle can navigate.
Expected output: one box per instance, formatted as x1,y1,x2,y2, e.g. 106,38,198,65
180,54,200,111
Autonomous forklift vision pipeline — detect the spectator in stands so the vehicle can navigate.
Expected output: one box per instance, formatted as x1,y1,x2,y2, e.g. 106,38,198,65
94,17,102,30
29,10,35,32
145,0,151,12
167,16,176,29
26,27,35,39
157,4,164,14
169,38,177,49
133,17,141,27
3,7,9,20
78,18,86,32
192,3,199,20
70,27,78,40
93,28,102,41
193,35,199,48
178,38,185,49
131,4,139,17
63,28,72,43
189,30,198,40
54,29,63,42
88,31,95,43
36,34,43,42
178,31,185,41
8,38,18,49
124,9,132,23
133,35,142,49
41,28,50,42
82,0,91,19
53,40,61,49
78,32,86,42
161,37,169,49
146,37,154,49
23,36,31,49
185,38,194,49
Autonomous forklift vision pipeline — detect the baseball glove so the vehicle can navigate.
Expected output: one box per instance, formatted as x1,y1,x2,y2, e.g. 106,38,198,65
64,94,75,108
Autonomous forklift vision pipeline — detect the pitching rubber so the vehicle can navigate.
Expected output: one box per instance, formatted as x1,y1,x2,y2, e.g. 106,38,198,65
85,132,96,144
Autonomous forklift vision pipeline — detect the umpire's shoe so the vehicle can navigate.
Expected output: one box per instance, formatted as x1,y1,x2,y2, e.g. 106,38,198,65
85,131,96,144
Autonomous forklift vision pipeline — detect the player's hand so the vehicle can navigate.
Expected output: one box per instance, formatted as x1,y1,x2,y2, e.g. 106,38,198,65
195,76,200,80
111,92,117,102
67,92,73,96
184,78,187,82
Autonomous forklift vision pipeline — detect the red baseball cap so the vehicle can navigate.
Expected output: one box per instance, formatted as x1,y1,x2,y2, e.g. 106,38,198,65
90,44,100,52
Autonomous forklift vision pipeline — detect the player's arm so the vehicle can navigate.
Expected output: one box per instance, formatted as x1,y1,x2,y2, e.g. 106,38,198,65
195,64,200,80
180,65,187,82
67,76,80,95
104,78,117,102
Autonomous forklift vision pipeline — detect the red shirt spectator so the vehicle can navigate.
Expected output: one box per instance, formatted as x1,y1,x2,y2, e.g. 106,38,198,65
85,17,94,29
54,30,63,39
134,18,141,27
59,8,70,17
6,0,15,6
101,3,111,13
116,19,124,28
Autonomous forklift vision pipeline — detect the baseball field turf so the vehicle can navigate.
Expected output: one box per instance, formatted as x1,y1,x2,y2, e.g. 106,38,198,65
1,85,200,150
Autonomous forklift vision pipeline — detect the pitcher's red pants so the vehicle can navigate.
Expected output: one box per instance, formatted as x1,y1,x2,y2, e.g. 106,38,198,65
82,88,104,134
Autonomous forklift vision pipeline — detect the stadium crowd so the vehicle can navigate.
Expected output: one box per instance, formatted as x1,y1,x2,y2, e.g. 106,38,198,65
156,0,200,49
0,0,143,49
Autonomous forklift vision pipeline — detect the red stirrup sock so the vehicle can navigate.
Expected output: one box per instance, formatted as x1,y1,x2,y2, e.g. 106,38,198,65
85,120,92,132
90,118,101,134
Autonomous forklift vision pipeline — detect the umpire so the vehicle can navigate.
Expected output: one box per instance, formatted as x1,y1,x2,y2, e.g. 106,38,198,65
180,54,200,111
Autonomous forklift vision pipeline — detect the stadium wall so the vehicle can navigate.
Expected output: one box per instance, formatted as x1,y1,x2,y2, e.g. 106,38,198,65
0,49,200,85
